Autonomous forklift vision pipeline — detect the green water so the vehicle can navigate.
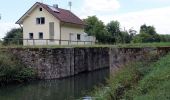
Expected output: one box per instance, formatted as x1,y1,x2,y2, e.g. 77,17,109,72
0,69,109,100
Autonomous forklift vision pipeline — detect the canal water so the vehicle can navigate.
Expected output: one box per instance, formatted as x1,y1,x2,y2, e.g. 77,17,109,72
0,69,109,100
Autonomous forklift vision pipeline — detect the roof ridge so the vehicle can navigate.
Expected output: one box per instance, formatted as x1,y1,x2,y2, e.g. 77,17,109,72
16,2,85,25
37,2,68,11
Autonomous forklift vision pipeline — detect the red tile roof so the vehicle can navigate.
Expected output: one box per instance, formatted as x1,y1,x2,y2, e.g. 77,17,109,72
38,2,85,25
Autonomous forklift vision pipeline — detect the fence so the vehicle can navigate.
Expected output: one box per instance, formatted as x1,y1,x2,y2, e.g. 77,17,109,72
2,38,96,46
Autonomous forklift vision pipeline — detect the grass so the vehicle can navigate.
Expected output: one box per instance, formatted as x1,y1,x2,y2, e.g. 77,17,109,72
1,42,170,48
91,51,170,100
0,50,36,86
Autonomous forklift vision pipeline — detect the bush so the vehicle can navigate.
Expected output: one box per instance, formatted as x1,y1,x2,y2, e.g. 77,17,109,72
3,28,23,45
0,50,36,85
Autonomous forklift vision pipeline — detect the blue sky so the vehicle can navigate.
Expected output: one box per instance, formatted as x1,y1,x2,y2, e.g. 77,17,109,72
0,0,170,38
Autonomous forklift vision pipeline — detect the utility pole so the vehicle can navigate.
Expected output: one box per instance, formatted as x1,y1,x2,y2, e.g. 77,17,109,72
0,14,1,20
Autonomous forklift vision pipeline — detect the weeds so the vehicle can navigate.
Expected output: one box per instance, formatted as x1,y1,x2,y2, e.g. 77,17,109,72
0,50,36,86
91,51,170,100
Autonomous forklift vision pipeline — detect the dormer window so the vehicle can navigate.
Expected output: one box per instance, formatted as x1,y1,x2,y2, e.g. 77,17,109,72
36,17,45,24
39,7,42,11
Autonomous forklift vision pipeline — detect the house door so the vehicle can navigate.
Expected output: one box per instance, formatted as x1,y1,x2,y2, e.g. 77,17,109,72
70,33,76,41
49,22,54,40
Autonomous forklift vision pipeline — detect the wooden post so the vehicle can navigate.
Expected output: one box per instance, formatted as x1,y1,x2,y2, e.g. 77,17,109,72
27,39,28,45
46,39,48,45
68,40,70,45
33,39,35,46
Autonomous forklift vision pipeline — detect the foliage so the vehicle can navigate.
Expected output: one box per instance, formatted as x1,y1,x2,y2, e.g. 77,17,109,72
83,16,108,43
140,24,157,35
132,24,161,43
84,16,133,44
159,34,170,42
106,21,120,43
3,28,23,45
0,50,36,85
91,51,170,100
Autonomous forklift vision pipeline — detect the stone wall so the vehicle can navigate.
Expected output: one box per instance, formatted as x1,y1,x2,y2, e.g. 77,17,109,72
8,48,110,79
7,47,170,79
109,47,155,72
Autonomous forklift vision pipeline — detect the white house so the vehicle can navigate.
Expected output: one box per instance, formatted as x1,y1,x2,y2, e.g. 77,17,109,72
16,2,95,45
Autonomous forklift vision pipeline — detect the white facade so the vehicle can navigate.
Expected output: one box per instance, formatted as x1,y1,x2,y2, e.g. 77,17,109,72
17,3,95,46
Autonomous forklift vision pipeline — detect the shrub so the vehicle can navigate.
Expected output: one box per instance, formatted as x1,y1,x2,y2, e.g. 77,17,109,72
0,50,36,85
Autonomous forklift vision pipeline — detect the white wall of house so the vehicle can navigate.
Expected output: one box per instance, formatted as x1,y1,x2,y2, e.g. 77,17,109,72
21,4,95,46
60,24,84,45
22,5,60,45
69,33,96,45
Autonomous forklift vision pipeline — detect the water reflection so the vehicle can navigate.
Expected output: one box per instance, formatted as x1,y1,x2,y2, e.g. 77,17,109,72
0,68,109,100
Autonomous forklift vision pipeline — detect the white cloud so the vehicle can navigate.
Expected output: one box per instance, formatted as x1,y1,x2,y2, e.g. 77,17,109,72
0,23,19,38
78,6,170,35
78,0,120,18
74,0,170,35
114,7,170,34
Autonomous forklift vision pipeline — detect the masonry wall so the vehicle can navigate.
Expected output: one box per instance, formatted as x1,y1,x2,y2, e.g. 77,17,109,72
7,47,166,79
8,48,110,79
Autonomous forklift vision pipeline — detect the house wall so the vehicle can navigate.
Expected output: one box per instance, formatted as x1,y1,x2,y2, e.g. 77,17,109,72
61,24,84,45
23,6,60,45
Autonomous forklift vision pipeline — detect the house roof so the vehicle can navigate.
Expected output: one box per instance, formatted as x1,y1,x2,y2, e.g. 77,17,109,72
16,2,85,26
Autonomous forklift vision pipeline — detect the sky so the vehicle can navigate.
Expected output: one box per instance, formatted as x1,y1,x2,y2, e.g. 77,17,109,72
0,0,170,38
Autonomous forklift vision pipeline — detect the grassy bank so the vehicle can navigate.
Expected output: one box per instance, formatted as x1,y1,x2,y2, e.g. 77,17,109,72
92,52,170,100
0,50,36,86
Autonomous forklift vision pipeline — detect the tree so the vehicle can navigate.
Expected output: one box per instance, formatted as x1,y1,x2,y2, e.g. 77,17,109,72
140,24,157,35
121,31,131,43
3,28,23,45
84,16,108,43
132,24,160,43
106,21,121,43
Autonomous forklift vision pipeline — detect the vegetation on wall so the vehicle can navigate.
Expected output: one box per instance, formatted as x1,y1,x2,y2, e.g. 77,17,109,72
0,50,36,86
91,52,170,100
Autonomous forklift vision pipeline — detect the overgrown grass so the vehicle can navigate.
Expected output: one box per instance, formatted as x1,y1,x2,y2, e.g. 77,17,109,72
0,50,36,86
92,51,170,100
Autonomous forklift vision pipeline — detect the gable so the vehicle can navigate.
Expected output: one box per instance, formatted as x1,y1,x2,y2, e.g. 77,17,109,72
16,2,85,26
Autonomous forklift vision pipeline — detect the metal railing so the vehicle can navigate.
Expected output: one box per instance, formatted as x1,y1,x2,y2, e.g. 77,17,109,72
2,38,96,46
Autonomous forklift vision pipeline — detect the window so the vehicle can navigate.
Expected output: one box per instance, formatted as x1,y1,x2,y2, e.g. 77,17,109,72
39,7,42,11
39,32,43,39
77,34,81,40
36,17,45,24
29,33,33,39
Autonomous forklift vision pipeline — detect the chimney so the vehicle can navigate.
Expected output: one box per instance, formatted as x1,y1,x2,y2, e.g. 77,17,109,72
53,4,58,8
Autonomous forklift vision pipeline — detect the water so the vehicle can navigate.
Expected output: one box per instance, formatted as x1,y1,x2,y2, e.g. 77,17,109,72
0,69,109,100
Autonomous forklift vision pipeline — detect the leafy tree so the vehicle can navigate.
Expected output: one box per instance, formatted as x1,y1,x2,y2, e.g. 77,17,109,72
140,24,157,35
129,28,137,39
106,21,121,43
132,24,160,43
121,31,131,43
84,16,107,43
159,35,170,42
3,28,23,45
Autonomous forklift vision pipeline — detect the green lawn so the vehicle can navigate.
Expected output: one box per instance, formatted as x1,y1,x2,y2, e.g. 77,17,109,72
92,52,170,100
